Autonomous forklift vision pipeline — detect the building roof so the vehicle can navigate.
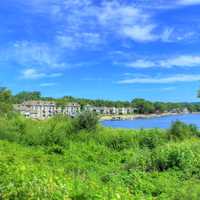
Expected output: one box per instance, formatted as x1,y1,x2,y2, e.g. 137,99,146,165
22,100,56,106
65,102,80,107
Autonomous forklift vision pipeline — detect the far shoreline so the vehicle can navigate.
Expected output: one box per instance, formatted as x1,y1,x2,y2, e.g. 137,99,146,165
99,112,200,121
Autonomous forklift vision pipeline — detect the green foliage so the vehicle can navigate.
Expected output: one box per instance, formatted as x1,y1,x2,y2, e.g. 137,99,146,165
13,91,42,103
172,180,200,200
138,129,167,149
47,145,65,155
0,115,74,147
0,117,200,199
151,141,199,171
168,120,198,140
0,87,13,115
132,98,155,114
73,112,98,132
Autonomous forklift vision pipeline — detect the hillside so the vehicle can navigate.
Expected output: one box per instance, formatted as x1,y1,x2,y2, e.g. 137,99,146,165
0,114,200,199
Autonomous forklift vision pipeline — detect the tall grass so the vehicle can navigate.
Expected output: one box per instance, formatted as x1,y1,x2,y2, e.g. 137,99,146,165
0,115,199,199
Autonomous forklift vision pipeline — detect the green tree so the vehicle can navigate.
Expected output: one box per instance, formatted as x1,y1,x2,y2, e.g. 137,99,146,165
0,87,13,115
73,111,99,132
14,91,41,103
132,98,155,114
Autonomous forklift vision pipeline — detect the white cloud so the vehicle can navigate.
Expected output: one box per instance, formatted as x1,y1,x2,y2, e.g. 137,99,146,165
1,41,66,69
48,73,63,78
118,74,200,84
40,83,57,87
97,1,158,42
56,0,196,43
127,60,156,68
160,55,200,68
122,25,157,42
161,87,177,91
11,0,199,47
98,2,147,27
21,68,63,80
126,55,200,68
177,0,200,5
56,32,101,49
21,68,45,80
160,28,174,42
13,0,197,45
31,0,161,44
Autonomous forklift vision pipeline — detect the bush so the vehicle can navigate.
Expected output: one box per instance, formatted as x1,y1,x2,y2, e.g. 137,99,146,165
0,115,26,142
22,116,74,147
73,112,98,132
0,115,74,147
124,149,152,171
168,121,198,140
172,180,200,200
47,145,65,155
151,141,200,172
104,134,135,151
138,129,167,149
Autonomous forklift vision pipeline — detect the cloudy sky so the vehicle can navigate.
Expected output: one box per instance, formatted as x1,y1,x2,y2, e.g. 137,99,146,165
1,0,200,102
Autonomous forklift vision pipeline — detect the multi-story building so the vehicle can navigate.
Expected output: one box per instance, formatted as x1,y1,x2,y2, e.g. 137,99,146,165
63,103,81,117
15,101,136,120
84,105,96,113
83,105,135,115
15,101,81,120
14,101,56,119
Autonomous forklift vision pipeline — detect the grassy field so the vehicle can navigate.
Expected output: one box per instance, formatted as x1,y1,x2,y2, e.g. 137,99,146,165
0,114,200,199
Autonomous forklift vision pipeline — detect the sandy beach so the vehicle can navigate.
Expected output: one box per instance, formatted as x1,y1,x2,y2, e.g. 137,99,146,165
100,112,190,121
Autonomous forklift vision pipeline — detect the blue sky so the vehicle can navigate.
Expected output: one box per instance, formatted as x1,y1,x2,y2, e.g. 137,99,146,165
1,0,200,102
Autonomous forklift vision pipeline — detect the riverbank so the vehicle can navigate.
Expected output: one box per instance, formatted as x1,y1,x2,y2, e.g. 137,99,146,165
100,112,193,121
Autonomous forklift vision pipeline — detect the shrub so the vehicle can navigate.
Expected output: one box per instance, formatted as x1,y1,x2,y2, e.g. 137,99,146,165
42,118,72,146
47,145,65,155
124,149,152,171
138,129,167,149
104,134,134,151
0,115,26,142
22,116,74,147
0,115,75,147
171,180,200,200
151,141,199,172
73,112,98,132
168,121,198,140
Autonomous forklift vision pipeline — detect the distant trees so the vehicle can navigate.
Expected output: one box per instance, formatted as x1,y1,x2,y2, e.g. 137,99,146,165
131,98,155,114
131,98,200,114
13,91,42,103
154,102,167,113
0,87,12,102
0,87,13,115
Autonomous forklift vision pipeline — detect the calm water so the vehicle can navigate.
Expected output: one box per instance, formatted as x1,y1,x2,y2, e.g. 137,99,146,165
101,114,200,129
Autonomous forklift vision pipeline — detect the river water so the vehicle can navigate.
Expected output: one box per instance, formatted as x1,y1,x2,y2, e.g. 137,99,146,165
101,113,200,129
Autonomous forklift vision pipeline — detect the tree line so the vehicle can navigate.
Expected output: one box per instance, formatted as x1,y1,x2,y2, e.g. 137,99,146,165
1,87,200,115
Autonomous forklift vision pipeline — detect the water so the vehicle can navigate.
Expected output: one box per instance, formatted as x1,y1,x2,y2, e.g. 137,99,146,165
101,113,200,129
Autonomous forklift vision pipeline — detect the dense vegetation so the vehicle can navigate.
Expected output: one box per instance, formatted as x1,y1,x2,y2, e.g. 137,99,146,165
2,87,200,114
0,114,200,199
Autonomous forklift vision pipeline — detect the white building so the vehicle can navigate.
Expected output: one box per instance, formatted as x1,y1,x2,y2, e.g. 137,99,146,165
15,101,81,119
83,105,135,115
63,103,81,117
